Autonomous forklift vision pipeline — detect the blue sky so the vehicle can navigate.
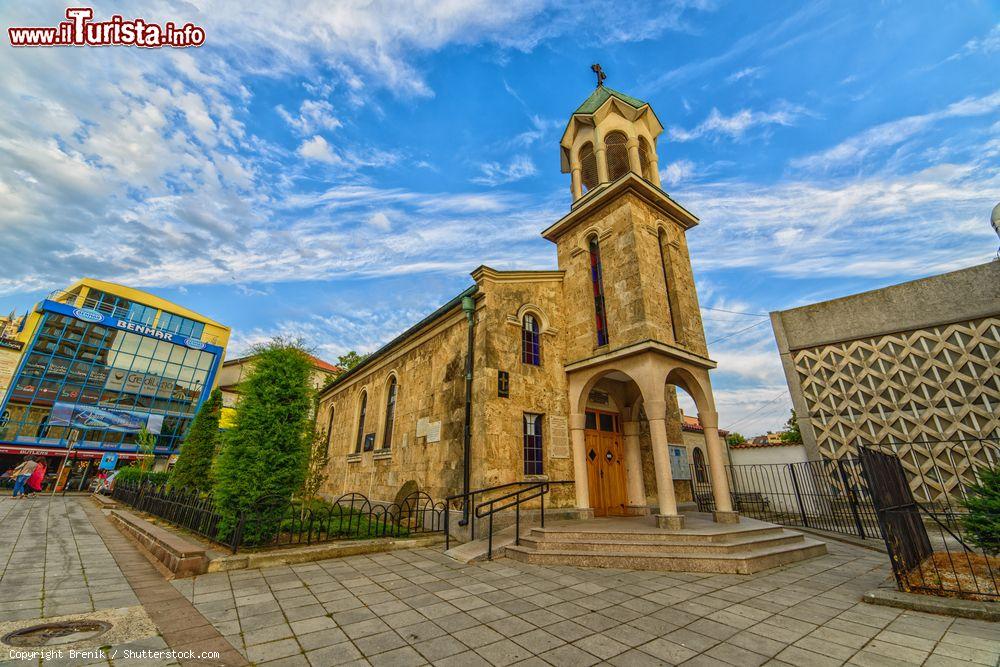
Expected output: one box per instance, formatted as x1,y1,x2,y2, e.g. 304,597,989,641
1,1,998,435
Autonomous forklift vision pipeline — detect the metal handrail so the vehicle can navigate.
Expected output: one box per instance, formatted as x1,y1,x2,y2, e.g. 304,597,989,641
445,480,541,545
444,480,573,559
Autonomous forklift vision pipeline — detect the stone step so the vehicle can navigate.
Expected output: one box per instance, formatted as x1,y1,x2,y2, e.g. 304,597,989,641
504,537,828,575
516,530,806,555
525,523,787,544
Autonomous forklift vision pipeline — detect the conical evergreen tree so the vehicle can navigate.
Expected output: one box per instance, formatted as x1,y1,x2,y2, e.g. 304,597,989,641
170,388,223,492
213,339,314,543
962,467,1000,555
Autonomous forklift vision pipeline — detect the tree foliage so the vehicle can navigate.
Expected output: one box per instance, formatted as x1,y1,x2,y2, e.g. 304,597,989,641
961,466,1000,555
137,425,157,471
300,425,330,508
170,388,222,492
726,432,746,446
780,409,802,444
213,339,315,542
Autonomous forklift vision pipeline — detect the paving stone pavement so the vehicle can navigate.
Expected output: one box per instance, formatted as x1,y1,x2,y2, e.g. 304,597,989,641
2,497,998,666
0,496,243,666
169,527,1000,666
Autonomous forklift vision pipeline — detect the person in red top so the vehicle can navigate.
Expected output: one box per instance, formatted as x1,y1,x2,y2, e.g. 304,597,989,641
24,459,47,497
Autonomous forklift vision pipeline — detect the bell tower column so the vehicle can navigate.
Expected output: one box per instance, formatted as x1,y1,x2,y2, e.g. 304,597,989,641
570,160,583,201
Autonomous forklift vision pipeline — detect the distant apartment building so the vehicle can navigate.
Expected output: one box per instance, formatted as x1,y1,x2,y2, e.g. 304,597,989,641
771,261,1000,500
217,352,340,426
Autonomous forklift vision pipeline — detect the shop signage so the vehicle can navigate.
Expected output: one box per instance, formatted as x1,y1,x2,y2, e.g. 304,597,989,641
99,452,119,470
0,338,23,351
50,401,164,434
42,299,222,355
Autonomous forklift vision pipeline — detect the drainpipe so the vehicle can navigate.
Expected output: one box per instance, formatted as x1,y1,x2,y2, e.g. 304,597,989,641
460,294,476,525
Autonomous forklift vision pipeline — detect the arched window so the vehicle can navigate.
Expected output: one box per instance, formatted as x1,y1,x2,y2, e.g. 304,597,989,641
638,136,653,180
692,447,708,484
605,131,629,181
522,314,540,366
579,142,598,192
325,405,335,454
589,236,609,346
658,228,682,344
354,391,367,453
382,377,397,450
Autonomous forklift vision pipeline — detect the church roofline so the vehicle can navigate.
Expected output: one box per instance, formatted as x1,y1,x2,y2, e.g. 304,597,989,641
574,85,647,114
320,284,478,395
541,172,699,242
471,266,565,283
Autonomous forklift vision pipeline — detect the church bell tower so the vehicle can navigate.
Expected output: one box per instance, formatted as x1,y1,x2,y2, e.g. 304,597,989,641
543,71,709,365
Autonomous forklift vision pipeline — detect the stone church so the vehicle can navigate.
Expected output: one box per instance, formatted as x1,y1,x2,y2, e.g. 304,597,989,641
317,83,736,528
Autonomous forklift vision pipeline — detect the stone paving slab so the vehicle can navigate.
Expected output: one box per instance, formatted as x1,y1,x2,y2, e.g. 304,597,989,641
168,523,998,666
3,497,998,666
0,497,244,666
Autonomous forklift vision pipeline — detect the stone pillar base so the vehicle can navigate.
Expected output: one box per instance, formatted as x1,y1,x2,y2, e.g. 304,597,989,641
713,511,739,524
574,508,595,520
624,505,651,517
655,514,685,530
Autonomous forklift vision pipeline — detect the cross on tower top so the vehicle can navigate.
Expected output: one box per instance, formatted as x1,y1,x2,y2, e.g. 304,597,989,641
591,63,606,88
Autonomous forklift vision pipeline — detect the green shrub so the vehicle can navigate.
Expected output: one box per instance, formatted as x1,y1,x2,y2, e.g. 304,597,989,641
170,388,223,492
115,468,170,486
213,339,314,544
961,466,1000,555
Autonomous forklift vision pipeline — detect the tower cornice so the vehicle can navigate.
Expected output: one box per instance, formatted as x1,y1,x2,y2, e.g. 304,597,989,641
541,172,699,243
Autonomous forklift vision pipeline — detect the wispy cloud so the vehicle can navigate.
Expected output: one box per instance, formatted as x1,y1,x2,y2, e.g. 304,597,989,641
725,66,764,84
792,89,1000,171
471,155,537,186
277,99,341,135
946,23,1000,62
660,159,696,186
669,103,807,142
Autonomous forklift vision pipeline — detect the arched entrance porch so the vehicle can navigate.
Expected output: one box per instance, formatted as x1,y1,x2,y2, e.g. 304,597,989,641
567,350,737,527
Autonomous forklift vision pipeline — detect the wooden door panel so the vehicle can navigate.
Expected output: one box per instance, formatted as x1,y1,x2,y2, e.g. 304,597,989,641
585,431,605,516
602,433,628,515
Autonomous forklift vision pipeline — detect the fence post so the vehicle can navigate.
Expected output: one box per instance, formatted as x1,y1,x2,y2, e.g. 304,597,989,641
838,460,866,539
445,504,450,551
788,464,809,527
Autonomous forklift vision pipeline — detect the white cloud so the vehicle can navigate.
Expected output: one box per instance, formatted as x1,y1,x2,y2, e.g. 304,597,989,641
367,211,393,231
660,159,695,186
946,24,1000,62
669,103,806,142
725,66,764,83
471,155,537,186
792,89,1000,171
297,135,338,163
277,99,342,135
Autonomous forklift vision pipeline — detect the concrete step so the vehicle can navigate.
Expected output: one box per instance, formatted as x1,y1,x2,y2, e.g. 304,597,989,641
526,523,787,544
504,537,828,574
517,530,806,555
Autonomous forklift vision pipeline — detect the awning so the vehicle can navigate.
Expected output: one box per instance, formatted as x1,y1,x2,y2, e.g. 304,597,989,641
0,445,153,460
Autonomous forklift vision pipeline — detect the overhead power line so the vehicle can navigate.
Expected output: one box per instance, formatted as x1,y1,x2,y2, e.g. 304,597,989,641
707,319,769,345
722,390,789,431
701,306,769,317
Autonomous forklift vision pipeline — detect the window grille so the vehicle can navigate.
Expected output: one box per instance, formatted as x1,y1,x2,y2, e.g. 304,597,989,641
579,142,598,192
605,132,629,181
523,413,543,475
382,378,396,449
522,315,541,365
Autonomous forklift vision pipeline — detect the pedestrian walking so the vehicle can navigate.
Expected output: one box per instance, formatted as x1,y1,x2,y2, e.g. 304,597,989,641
24,459,47,498
10,457,38,498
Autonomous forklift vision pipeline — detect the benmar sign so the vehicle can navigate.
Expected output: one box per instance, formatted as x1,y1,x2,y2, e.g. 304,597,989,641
42,299,222,355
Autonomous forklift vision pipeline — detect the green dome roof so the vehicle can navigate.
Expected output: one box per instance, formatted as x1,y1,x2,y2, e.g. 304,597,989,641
574,86,647,114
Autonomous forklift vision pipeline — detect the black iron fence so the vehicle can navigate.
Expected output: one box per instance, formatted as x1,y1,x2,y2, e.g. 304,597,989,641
694,458,880,540
859,447,998,601
111,481,445,553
